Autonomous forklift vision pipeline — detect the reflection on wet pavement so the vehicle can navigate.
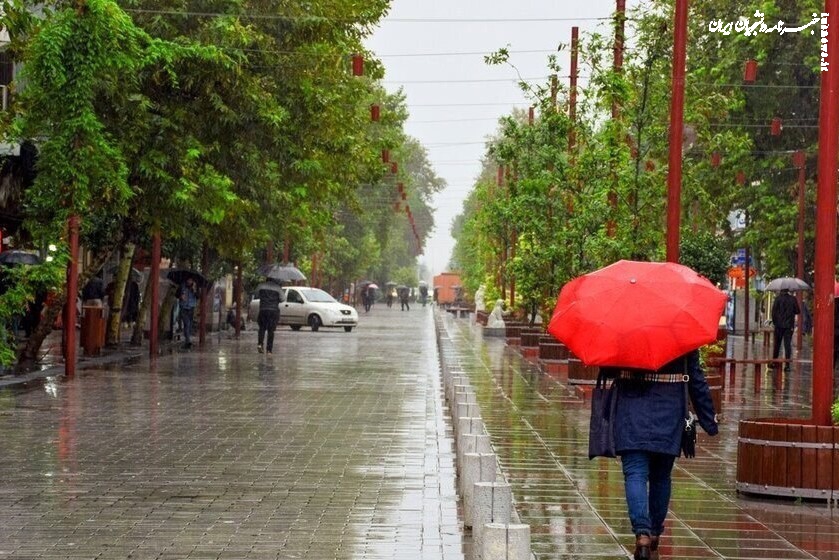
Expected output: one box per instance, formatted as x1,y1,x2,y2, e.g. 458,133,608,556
441,314,839,560
0,307,463,559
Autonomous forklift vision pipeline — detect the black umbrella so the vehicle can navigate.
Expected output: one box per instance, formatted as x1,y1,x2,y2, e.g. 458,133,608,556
259,263,306,282
107,265,142,280
256,281,284,293
166,268,208,289
0,251,41,265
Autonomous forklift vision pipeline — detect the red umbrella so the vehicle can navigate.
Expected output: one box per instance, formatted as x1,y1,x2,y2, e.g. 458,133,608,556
834,281,839,297
547,260,726,370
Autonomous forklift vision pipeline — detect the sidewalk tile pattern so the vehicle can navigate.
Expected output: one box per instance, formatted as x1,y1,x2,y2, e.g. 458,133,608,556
440,314,839,560
0,308,463,559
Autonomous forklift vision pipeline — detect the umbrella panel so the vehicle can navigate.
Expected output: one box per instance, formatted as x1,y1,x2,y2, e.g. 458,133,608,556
548,260,726,370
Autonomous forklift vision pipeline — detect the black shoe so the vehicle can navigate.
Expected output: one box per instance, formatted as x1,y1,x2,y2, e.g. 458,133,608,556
257,344,264,354
650,536,659,560
634,535,651,560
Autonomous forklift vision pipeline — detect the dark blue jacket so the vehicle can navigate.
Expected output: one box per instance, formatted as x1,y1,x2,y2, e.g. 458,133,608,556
603,351,718,457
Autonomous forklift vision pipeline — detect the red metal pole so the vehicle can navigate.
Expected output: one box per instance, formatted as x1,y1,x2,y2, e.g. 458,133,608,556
235,263,243,339
65,215,79,378
665,0,688,263
149,230,161,358
744,234,750,355
509,229,516,310
607,0,625,238
199,242,208,345
569,26,579,151
812,5,838,426
795,151,807,352
612,0,625,121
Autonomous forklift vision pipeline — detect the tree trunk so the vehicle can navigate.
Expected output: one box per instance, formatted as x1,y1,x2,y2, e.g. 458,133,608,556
19,245,116,364
106,242,135,346
131,273,153,345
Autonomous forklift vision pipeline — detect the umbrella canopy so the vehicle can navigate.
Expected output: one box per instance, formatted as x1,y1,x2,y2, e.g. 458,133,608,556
366,283,380,290
107,265,142,280
418,280,428,287
256,281,284,294
385,281,398,287
166,269,208,289
547,260,726,370
765,277,810,292
0,251,41,265
834,281,839,297
258,263,306,283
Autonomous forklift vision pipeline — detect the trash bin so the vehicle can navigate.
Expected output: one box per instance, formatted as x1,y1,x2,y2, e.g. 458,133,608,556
81,305,105,356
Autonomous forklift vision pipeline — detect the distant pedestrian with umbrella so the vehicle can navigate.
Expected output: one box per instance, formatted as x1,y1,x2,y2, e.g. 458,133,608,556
771,288,800,370
256,279,284,354
549,260,720,560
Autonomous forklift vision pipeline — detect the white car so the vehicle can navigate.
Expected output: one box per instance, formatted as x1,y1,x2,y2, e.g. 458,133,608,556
249,287,358,332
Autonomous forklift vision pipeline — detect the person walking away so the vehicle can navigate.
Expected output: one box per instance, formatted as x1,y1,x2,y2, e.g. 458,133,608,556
361,289,370,313
366,286,376,311
400,288,410,311
386,289,394,308
176,277,199,349
603,350,718,560
123,279,140,327
771,288,799,371
257,281,283,354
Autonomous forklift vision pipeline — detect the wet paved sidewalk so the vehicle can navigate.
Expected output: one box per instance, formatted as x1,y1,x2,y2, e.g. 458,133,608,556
0,306,463,559
439,314,839,560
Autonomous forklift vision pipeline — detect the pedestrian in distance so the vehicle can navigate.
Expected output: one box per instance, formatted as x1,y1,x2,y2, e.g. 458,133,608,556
366,286,376,312
386,289,394,308
176,277,199,349
361,289,370,313
399,288,410,311
601,350,718,560
257,280,284,354
771,288,800,371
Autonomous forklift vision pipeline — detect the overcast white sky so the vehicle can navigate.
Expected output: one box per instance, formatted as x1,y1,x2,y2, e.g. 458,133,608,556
366,0,624,276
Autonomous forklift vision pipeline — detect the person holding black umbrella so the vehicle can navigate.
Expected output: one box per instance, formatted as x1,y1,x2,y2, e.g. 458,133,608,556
256,279,284,354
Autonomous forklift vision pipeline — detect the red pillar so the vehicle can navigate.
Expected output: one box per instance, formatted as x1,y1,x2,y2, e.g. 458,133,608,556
235,264,243,339
665,0,688,263
569,26,579,151
65,215,79,378
794,150,807,352
812,5,838,426
744,234,750,354
509,229,516,309
149,230,161,358
607,0,626,237
199,242,208,345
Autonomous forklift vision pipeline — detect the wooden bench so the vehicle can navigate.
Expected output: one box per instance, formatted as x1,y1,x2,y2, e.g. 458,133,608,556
708,357,792,393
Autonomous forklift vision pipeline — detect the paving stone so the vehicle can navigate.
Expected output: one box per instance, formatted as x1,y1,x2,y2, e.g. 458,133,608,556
0,307,464,559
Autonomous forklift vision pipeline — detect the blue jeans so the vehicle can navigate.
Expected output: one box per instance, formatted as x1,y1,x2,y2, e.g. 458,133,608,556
621,451,676,537
180,307,195,344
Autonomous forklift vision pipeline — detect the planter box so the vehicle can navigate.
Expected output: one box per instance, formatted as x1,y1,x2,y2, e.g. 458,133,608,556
567,358,599,385
737,418,837,500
